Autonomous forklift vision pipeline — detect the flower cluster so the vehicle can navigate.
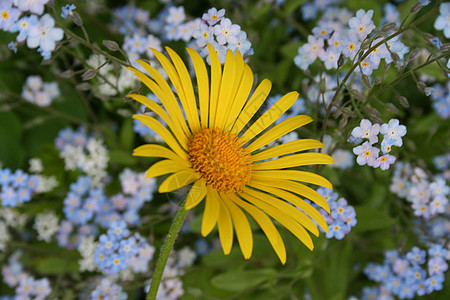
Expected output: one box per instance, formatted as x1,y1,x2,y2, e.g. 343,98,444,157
351,119,406,170
0,168,38,207
55,126,109,186
94,221,155,275
90,278,127,300
294,7,409,75
429,81,450,119
33,211,59,242
21,75,59,106
0,208,27,251
390,163,449,219
27,158,58,193
193,7,253,63
316,187,357,240
362,245,449,299
3,0,64,59
1,251,52,299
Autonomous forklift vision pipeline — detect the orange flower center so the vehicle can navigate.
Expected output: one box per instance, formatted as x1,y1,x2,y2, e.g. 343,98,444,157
188,128,252,193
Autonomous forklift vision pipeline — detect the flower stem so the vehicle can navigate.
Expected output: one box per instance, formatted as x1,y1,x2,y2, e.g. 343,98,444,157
146,200,188,300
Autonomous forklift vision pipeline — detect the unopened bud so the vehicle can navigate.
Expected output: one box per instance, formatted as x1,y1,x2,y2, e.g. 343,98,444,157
385,103,399,113
337,53,345,68
390,52,400,61
423,33,434,44
410,2,422,14
382,22,397,32
103,40,120,51
60,70,74,78
361,75,371,88
76,83,90,91
82,69,97,81
361,39,371,50
417,81,427,93
408,48,420,60
399,96,409,108
319,78,327,94
366,107,381,117
440,44,450,51
349,89,364,101
72,12,82,26
339,117,348,129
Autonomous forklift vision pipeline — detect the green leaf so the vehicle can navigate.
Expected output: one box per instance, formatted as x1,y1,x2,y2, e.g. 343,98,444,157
109,149,136,165
284,0,307,14
0,111,24,168
353,206,394,232
211,269,277,292
119,118,135,150
35,257,79,275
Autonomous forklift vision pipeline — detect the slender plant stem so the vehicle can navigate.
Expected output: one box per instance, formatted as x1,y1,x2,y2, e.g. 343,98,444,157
146,200,188,300
371,50,449,98
63,28,130,68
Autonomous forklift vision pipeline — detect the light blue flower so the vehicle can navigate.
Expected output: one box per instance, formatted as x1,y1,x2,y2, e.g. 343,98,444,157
0,2,20,31
26,14,64,55
10,15,39,42
434,3,450,38
61,4,76,19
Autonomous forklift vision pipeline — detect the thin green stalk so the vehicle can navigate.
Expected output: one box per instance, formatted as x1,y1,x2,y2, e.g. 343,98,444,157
147,200,188,300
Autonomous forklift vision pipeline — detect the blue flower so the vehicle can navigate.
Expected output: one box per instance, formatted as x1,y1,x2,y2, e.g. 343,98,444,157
434,3,450,38
107,221,130,240
428,244,448,259
425,275,444,293
26,14,64,58
380,119,407,147
10,15,39,42
0,2,21,31
61,4,76,19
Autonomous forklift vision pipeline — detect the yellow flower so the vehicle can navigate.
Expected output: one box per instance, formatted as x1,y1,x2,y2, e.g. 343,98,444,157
128,44,334,264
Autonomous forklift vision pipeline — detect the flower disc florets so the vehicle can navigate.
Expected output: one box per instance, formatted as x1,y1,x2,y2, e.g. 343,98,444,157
188,127,252,193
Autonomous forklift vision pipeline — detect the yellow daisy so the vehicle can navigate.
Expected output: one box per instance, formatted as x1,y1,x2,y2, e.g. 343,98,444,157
128,44,334,264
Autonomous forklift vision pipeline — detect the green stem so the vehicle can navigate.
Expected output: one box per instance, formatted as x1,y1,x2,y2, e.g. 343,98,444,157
146,200,188,300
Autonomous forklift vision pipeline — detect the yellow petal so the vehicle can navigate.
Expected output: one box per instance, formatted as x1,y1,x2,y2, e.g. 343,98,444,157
187,48,209,129
132,115,186,159
128,94,188,150
240,91,298,142
145,159,189,178
228,193,286,264
217,198,234,255
215,50,236,129
248,183,328,233
223,64,253,132
201,188,220,236
128,65,191,137
245,115,313,153
251,179,330,213
252,153,334,170
208,43,222,128
251,139,324,162
132,144,187,164
222,193,253,259
158,170,199,193
185,179,207,210
152,48,199,133
252,170,333,189
239,191,314,251
166,47,201,133
230,78,272,136
243,187,319,236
